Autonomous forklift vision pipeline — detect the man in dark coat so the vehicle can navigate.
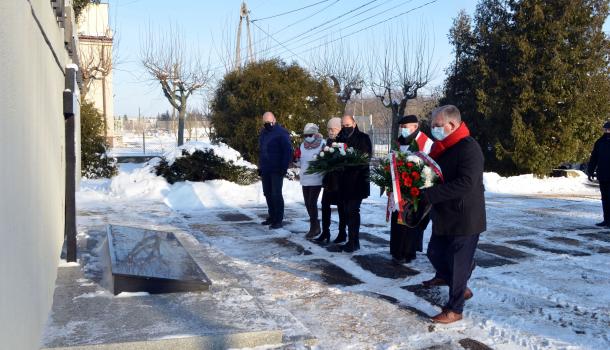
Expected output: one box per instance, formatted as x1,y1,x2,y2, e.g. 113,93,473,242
420,105,486,324
259,111,292,229
336,115,372,252
587,121,610,228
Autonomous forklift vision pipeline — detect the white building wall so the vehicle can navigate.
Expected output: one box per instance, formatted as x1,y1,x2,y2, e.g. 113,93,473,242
77,3,115,145
0,1,72,349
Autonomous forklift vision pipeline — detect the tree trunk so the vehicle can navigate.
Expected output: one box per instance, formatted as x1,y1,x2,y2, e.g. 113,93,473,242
177,106,186,146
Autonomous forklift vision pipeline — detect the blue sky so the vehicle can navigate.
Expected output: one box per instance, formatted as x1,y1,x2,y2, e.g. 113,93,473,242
108,0,605,117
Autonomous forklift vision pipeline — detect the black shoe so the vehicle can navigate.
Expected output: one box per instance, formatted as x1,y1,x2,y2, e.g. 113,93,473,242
261,218,273,225
595,221,608,227
314,231,330,243
333,231,347,244
269,222,283,229
341,240,360,253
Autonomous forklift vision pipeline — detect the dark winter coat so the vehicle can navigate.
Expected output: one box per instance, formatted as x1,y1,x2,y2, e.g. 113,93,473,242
424,137,486,236
587,134,610,182
322,138,342,195
258,124,292,176
336,126,372,200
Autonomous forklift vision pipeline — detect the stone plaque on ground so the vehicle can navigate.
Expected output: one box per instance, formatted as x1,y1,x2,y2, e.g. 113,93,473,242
507,239,590,257
107,225,211,294
352,254,419,279
477,243,532,259
217,212,252,222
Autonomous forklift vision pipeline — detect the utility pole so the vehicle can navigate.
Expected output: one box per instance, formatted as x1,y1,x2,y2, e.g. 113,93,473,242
235,1,254,70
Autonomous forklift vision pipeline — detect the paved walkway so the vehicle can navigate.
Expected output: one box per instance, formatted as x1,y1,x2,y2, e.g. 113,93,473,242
66,192,610,349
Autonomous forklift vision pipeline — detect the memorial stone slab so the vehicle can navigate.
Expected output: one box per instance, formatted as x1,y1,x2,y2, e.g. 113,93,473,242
107,225,211,294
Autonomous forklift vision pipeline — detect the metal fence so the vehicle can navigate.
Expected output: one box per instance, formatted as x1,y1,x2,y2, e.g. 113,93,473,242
368,128,393,159
110,120,211,157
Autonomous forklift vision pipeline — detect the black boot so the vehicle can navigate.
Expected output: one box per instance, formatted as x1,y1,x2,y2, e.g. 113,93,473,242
306,219,321,239
341,230,360,253
314,230,330,243
333,230,347,244
341,239,360,253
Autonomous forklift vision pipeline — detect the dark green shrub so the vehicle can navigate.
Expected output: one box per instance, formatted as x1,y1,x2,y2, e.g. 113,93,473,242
81,100,117,178
155,149,259,185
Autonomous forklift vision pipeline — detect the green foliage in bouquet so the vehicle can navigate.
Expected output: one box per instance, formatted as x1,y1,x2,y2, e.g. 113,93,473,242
371,158,392,195
155,149,259,185
305,143,370,175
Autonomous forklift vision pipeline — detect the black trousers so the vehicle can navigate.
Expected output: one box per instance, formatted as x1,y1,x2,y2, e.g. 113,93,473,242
262,172,284,224
302,186,322,222
321,191,346,234
342,199,363,241
600,181,610,223
390,212,428,261
427,233,479,314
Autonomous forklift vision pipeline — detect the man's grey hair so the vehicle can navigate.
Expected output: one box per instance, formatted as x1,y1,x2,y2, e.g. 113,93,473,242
431,105,462,124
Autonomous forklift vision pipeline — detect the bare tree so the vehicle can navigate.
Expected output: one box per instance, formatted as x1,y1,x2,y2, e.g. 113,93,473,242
368,23,435,141
141,25,213,146
310,40,364,111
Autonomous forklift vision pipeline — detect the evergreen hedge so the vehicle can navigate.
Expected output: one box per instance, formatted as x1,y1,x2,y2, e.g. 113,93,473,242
154,149,259,185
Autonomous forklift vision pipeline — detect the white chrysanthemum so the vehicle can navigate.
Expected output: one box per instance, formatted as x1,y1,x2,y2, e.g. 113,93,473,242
347,147,354,153
324,146,330,152
320,151,325,157
406,155,423,165
329,147,335,153
422,166,435,188
332,142,338,147
312,155,317,161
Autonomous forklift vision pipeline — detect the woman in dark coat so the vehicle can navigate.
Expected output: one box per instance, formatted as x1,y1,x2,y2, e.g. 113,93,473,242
315,117,346,243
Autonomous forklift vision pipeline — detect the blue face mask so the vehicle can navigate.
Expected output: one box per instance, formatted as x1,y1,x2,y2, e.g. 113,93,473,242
431,127,446,141
305,136,315,143
400,128,412,138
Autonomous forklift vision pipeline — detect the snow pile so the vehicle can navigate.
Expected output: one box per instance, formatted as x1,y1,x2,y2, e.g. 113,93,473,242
483,171,598,196
109,164,169,199
162,141,256,169
164,179,304,211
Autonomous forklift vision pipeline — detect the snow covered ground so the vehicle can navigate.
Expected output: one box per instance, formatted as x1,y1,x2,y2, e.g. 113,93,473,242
73,161,610,349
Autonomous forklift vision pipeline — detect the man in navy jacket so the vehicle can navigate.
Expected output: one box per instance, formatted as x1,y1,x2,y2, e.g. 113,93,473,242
259,112,292,229
587,121,610,228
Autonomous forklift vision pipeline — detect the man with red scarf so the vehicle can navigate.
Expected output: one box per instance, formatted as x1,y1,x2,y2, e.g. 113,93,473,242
421,105,486,324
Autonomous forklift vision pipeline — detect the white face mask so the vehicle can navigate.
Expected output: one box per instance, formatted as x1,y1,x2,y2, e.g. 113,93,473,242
431,127,446,141
305,136,316,142
400,128,412,138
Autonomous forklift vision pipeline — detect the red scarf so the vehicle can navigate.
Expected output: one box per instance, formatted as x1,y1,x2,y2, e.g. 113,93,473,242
429,122,471,160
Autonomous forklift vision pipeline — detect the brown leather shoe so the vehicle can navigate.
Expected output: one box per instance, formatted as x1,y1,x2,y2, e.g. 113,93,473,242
422,277,447,287
431,310,463,324
464,287,473,300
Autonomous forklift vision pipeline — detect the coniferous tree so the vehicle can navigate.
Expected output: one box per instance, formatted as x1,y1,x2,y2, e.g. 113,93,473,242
443,0,610,175
210,59,340,164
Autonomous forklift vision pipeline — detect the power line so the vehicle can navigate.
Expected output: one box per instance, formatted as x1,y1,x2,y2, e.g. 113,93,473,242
283,0,439,61
254,0,380,58
251,0,334,22
260,0,413,59
250,21,307,67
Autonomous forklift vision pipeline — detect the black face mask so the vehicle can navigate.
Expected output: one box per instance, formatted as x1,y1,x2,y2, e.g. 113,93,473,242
341,126,354,136
264,122,273,131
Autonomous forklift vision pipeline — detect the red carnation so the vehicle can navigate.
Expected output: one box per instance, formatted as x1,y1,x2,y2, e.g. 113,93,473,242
410,187,420,197
411,171,421,181
401,172,409,181
407,162,414,168
403,177,413,187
